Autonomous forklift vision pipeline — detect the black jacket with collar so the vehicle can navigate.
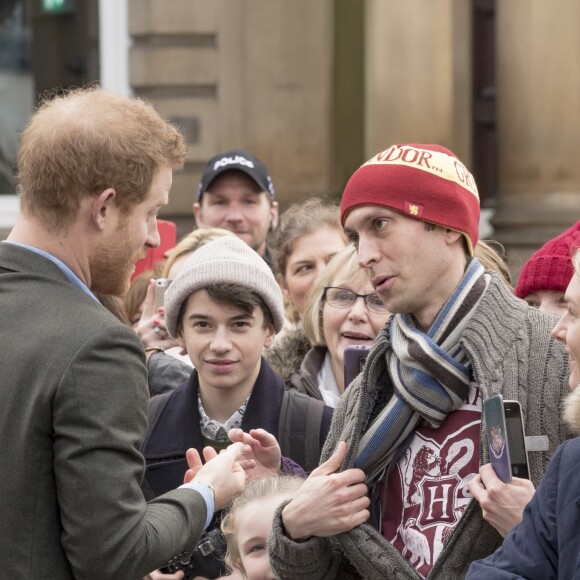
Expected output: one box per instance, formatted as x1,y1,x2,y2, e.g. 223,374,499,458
142,357,332,497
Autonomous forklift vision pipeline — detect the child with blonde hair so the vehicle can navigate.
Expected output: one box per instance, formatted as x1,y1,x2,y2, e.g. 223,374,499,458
221,476,304,579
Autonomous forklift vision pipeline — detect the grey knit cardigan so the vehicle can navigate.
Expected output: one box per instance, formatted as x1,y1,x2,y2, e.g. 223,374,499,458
269,271,570,580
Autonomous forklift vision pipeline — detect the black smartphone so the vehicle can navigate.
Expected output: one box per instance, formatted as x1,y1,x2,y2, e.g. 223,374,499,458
343,345,371,389
503,399,530,480
483,394,512,483
154,278,173,310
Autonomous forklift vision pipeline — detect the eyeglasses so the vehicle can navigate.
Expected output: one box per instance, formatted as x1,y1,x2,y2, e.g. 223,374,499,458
323,286,389,314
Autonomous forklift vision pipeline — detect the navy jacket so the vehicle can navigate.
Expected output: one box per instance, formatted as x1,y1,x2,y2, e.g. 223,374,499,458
467,437,580,580
143,358,332,497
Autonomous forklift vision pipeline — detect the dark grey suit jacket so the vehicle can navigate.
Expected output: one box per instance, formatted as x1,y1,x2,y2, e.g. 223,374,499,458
0,242,207,579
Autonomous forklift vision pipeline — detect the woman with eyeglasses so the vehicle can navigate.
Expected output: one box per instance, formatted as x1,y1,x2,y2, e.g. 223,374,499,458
266,244,391,407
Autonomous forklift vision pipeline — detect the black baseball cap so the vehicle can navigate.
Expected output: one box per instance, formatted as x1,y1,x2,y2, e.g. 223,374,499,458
196,148,275,201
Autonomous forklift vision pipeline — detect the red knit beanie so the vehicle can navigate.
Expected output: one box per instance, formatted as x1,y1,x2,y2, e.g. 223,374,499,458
340,144,480,255
514,221,580,299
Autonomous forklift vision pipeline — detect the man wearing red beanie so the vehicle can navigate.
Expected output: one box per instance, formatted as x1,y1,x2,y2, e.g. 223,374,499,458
515,220,580,316
268,144,570,580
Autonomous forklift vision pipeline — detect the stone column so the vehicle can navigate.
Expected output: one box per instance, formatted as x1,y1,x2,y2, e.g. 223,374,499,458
365,0,472,163
493,0,580,278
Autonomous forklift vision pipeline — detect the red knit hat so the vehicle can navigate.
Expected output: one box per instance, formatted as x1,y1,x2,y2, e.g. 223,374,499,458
340,144,480,255
514,220,580,299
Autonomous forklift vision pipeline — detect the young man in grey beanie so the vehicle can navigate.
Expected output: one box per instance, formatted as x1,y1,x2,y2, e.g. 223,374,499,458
141,236,332,578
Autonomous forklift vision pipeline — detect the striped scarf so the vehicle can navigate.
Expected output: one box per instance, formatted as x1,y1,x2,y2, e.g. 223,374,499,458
354,258,488,485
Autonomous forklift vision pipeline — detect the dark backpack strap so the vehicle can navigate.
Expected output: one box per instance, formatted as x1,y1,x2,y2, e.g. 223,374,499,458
277,391,292,461
278,390,325,473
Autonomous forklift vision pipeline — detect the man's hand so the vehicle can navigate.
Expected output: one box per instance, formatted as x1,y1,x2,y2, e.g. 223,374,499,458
188,442,248,510
281,441,370,540
183,447,204,485
228,428,281,478
468,463,536,537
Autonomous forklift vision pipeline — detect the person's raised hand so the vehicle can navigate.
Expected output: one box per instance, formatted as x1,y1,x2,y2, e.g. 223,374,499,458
192,442,248,510
183,446,228,484
228,428,281,478
281,441,370,540
468,463,536,537
136,279,179,350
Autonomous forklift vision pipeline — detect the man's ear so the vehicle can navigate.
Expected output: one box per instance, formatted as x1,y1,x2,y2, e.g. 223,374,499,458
91,188,117,230
177,326,191,358
193,202,204,227
269,200,279,231
263,322,277,349
444,228,463,246
176,325,187,351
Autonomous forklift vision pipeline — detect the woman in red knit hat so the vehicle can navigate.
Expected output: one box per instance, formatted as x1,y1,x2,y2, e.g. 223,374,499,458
515,220,580,316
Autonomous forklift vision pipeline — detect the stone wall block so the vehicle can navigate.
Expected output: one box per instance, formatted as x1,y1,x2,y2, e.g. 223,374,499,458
130,46,217,87
129,0,217,35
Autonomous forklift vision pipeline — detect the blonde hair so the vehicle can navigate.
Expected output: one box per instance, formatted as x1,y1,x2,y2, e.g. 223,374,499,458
562,248,580,416
221,476,303,574
161,227,235,278
17,86,186,233
302,244,365,346
474,239,512,288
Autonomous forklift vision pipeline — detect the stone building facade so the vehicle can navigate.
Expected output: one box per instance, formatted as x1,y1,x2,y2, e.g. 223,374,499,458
127,0,579,277
2,0,579,279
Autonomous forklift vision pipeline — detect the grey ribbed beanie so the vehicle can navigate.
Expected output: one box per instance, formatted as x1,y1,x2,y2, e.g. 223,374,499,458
164,236,284,337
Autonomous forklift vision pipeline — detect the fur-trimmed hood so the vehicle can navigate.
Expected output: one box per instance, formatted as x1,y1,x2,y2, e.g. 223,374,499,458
564,385,580,435
265,325,312,384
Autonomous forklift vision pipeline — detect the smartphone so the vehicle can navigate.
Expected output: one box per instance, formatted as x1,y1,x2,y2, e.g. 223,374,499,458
503,400,530,480
343,345,371,389
154,278,173,310
483,394,512,483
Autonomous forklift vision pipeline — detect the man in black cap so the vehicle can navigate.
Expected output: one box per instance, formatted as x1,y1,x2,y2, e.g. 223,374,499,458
193,149,279,268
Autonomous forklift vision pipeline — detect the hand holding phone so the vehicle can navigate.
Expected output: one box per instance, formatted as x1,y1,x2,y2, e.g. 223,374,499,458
503,400,530,480
483,394,512,483
343,345,371,390
483,395,530,483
